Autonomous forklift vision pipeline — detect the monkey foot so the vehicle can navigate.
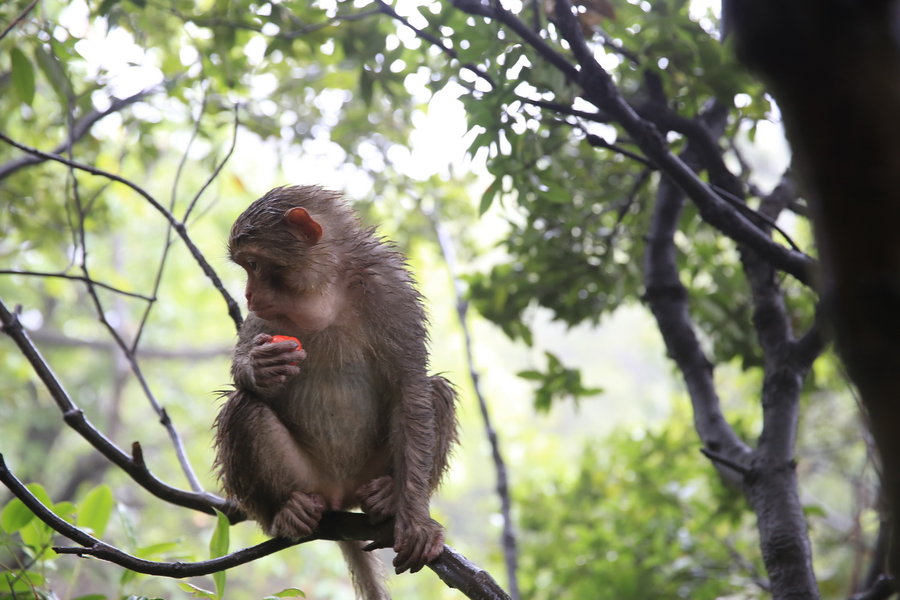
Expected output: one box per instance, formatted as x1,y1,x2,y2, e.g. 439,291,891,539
357,475,394,523
269,491,325,539
393,516,444,574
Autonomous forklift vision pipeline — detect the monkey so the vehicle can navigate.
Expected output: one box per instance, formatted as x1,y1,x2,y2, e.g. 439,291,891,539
213,185,458,600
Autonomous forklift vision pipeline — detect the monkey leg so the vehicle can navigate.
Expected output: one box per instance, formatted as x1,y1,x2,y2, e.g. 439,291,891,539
215,393,325,539
356,374,458,524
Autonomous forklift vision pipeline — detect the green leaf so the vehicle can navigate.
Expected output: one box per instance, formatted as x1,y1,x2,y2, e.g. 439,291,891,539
1,498,35,533
264,588,306,599
34,43,73,107
178,581,217,599
78,485,115,537
479,180,498,215
209,509,230,558
73,595,109,600
209,509,230,598
134,541,181,558
516,369,544,381
11,48,36,106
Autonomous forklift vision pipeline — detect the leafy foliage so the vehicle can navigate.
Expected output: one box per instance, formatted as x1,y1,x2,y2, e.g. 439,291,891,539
518,420,763,600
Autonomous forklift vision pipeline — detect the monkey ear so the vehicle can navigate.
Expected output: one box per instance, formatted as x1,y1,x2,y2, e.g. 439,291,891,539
284,207,324,244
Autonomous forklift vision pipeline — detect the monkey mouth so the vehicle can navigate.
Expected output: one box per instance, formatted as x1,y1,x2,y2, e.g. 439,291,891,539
250,305,278,319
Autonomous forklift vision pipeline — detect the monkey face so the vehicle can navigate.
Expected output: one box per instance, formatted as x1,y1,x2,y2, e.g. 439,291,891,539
233,247,346,331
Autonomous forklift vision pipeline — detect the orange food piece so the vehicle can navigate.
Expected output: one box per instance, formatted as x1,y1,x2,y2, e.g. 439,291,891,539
270,334,302,350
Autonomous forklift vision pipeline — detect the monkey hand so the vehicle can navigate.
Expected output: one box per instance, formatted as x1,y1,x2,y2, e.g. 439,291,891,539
248,333,307,393
391,514,445,574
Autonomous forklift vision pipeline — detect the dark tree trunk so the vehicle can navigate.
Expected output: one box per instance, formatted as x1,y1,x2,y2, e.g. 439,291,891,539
727,0,900,579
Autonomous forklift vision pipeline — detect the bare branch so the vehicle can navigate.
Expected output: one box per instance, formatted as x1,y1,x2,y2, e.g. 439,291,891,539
0,0,38,42
0,299,237,519
452,0,579,82
0,269,155,301
0,131,243,330
430,213,521,600
0,454,509,600
643,170,752,483
0,85,163,181
376,0,498,90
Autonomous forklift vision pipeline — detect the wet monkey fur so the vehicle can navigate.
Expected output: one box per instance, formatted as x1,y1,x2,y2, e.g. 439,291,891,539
214,186,458,600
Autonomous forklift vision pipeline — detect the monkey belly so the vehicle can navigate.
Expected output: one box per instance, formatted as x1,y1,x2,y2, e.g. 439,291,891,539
277,365,391,510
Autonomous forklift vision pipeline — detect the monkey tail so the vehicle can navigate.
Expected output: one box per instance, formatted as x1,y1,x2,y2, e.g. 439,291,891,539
338,540,390,600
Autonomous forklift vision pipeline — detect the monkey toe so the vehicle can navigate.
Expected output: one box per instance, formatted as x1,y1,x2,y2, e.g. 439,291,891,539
357,475,394,522
270,492,324,539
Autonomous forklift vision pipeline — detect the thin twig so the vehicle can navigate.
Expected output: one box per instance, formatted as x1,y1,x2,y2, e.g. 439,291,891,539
376,0,497,90
184,102,239,223
429,212,522,600
0,270,154,301
0,0,38,42
700,447,751,476
0,299,235,518
0,131,243,330
0,85,164,181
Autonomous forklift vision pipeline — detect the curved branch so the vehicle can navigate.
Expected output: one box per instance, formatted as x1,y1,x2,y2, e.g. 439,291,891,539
0,85,163,181
452,0,579,82
541,0,816,285
0,269,155,301
376,0,498,90
0,299,238,519
0,455,510,600
0,132,243,330
643,173,752,482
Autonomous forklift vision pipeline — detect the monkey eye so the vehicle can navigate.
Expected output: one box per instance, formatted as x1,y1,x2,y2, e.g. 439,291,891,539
246,260,260,272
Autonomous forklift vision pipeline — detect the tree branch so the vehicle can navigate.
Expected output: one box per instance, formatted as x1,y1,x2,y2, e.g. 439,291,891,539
540,0,816,285
0,299,238,519
430,213,521,600
0,454,510,600
0,0,38,42
0,269,155,301
643,171,752,483
0,85,163,181
0,132,243,330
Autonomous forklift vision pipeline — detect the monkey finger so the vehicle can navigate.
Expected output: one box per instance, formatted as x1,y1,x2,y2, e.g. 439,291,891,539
251,333,274,346
408,535,433,573
392,532,428,574
252,341,300,359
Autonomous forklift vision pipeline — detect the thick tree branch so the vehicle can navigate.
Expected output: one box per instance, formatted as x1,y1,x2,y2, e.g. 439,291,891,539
643,173,752,481
541,0,816,285
0,455,509,600
727,0,900,578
